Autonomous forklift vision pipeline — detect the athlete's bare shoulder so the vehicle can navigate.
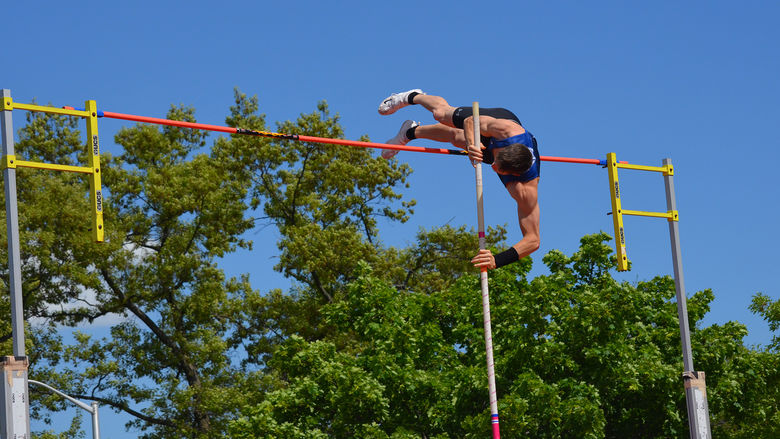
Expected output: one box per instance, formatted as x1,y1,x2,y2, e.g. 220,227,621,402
485,117,525,139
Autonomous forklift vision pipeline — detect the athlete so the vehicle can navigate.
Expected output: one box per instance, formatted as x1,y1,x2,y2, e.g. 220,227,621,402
378,89,540,270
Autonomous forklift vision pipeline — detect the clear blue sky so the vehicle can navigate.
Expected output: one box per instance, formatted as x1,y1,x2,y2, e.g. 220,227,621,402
6,1,780,437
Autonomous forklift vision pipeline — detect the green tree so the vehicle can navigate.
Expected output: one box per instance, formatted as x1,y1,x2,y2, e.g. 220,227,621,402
231,234,780,438
705,293,780,437
750,293,780,350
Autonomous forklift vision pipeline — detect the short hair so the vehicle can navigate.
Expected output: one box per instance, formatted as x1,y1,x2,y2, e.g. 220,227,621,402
494,143,533,175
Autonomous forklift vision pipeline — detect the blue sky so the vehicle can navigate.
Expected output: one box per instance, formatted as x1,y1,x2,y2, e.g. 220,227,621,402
6,1,780,437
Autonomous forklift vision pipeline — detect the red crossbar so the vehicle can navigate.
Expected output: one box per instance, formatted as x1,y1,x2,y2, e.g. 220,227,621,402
102,111,236,134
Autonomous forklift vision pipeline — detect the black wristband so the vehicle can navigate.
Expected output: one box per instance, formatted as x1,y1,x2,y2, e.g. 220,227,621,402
494,247,519,268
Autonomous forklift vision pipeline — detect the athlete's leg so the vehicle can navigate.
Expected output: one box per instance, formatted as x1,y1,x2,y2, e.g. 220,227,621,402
414,123,466,148
410,95,457,127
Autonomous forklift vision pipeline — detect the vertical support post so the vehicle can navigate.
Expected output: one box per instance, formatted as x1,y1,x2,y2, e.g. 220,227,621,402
606,152,629,271
0,89,25,357
663,158,711,438
0,89,30,439
472,102,500,439
0,357,30,438
84,100,104,242
91,402,100,439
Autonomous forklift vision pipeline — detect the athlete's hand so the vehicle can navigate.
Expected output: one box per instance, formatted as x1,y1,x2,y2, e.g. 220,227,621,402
468,143,485,165
471,249,496,270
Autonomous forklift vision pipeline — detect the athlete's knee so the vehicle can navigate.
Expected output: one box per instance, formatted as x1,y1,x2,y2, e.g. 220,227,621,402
433,108,447,123
433,107,455,126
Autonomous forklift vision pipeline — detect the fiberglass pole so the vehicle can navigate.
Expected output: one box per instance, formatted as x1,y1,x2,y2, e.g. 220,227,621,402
472,102,500,439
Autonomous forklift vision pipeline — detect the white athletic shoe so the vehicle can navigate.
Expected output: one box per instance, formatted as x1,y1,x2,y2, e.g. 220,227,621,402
382,120,419,159
378,89,424,115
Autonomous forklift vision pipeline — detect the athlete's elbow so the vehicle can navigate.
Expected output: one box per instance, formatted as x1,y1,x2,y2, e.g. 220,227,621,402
527,236,541,253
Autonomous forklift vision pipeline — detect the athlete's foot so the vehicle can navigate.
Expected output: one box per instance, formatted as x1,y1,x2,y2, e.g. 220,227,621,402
378,89,424,115
382,120,419,159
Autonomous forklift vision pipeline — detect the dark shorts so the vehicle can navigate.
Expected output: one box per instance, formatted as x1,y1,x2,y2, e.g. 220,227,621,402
451,106,523,129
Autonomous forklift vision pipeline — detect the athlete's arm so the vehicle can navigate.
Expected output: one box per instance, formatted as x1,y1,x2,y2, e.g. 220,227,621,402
511,181,541,260
471,179,540,269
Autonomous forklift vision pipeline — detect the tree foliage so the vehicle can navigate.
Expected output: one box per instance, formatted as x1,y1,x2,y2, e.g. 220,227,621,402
229,234,780,438
3,93,777,438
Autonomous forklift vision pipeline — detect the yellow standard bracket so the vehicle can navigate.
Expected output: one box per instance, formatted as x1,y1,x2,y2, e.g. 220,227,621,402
617,162,674,176
622,209,679,221
13,160,93,174
2,155,16,169
607,152,629,271
5,98,91,118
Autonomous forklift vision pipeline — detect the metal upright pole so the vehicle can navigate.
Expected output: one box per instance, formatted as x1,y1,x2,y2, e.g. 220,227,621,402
663,158,711,439
1,89,25,358
472,102,501,439
91,402,100,439
0,88,31,438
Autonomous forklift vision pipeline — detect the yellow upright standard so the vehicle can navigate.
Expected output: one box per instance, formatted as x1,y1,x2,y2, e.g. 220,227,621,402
606,152,629,271
85,100,104,242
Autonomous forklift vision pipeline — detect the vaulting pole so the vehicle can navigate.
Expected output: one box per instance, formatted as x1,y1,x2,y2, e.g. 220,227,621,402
472,102,500,439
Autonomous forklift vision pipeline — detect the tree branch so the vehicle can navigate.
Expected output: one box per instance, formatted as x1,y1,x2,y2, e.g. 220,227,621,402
69,393,175,428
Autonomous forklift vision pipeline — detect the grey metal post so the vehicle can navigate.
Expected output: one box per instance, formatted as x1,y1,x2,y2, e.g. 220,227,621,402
0,89,30,439
663,158,711,439
1,89,25,357
0,357,30,439
91,402,100,439
28,380,100,439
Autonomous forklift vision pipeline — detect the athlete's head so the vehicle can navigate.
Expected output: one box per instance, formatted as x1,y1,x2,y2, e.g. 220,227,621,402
492,143,533,176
